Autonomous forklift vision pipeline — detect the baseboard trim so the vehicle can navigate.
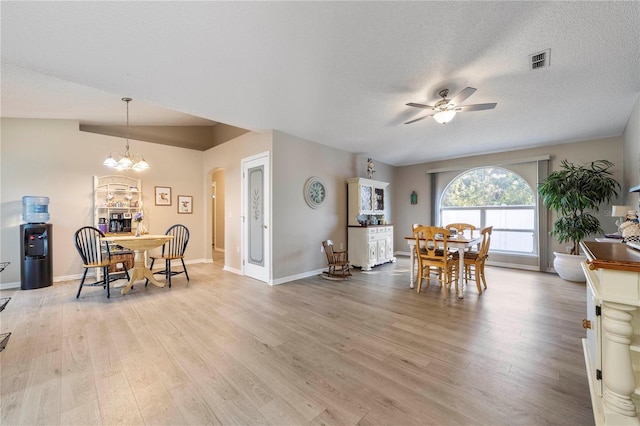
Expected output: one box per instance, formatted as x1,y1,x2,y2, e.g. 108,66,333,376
271,269,327,285
0,259,214,291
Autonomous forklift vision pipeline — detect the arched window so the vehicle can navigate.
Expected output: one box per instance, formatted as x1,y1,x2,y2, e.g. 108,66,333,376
440,167,537,255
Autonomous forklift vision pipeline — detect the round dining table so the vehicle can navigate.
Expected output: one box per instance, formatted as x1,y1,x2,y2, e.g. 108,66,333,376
101,234,173,295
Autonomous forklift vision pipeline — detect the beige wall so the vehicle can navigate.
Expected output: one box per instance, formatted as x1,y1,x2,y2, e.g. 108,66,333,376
3,96,637,287
202,130,273,273
393,136,626,271
202,130,390,282
0,118,205,287
271,131,357,281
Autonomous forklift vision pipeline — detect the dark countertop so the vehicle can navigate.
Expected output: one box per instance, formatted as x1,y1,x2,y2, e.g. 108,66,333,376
348,224,393,228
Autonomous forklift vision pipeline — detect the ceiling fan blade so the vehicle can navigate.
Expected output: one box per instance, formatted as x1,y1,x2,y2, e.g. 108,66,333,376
406,102,434,109
404,114,433,124
449,87,477,106
455,103,497,112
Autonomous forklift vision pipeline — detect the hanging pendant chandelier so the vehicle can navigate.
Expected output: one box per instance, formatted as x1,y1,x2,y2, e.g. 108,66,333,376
103,97,149,171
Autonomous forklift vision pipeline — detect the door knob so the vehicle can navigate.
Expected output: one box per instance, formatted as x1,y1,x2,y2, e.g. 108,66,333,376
582,319,592,329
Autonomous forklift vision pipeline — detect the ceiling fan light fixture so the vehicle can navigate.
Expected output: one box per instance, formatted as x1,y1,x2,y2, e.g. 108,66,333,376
405,86,496,126
433,110,456,124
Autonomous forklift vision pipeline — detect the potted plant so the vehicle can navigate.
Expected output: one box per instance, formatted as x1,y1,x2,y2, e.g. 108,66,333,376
538,159,621,281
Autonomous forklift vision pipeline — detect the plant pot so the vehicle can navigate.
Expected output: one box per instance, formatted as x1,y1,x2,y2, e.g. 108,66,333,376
553,251,586,282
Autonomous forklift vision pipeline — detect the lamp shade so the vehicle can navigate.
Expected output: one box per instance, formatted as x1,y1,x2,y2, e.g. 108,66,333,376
433,110,456,124
132,158,149,171
103,155,118,167
612,205,633,217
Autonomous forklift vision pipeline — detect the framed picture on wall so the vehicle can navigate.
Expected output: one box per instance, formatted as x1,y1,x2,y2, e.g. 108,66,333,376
178,195,193,214
155,186,172,206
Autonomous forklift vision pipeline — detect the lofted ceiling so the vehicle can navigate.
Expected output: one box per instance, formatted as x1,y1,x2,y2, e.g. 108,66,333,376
1,1,639,166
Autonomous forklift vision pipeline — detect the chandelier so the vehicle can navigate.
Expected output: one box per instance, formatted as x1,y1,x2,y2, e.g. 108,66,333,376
103,97,149,171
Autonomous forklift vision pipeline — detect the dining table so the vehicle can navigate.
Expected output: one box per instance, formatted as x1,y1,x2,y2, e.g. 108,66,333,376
405,233,483,299
101,234,173,295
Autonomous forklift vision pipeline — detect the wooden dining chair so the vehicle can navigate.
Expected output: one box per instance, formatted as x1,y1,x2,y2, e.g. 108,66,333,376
412,223,426,251
146,224,190,288
74,226,130,299
463,226,492,294
322,240,352,279
413,225,458,298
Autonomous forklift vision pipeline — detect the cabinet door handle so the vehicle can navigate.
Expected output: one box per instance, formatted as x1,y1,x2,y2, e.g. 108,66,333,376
582,319,592,329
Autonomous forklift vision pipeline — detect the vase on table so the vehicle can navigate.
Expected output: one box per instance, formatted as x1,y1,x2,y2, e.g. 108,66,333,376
135,222,141,237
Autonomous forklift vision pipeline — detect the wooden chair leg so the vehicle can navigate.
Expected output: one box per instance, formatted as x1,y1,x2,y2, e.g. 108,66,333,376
473,262,483,294
480,261,488,290
442,268,448,299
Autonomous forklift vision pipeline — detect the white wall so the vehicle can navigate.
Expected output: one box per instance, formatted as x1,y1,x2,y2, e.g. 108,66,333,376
0,118,205,287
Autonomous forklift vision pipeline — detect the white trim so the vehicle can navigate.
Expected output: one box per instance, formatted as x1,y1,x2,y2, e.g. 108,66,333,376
223,265,242,275
271,269,327,285
0,281,20,290
0,259,215,290
241,151,271,283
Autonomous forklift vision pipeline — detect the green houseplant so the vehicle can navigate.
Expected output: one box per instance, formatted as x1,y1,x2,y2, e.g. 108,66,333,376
538,159,620,281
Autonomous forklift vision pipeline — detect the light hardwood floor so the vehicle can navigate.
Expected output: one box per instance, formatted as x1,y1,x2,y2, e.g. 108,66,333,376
1,257,594,425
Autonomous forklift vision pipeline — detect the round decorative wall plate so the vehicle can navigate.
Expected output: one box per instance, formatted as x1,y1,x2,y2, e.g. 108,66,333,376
304,176,327,209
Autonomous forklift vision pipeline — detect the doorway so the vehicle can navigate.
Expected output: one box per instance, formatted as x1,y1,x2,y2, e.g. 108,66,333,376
211,169,225,265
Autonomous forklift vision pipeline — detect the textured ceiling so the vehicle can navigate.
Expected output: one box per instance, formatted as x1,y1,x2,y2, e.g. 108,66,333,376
1,1,639,166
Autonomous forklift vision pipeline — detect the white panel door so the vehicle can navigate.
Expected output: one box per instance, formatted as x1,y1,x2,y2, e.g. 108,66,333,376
242,152,270,283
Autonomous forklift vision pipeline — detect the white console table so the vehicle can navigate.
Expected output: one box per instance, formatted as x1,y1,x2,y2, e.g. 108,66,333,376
581,241,640,425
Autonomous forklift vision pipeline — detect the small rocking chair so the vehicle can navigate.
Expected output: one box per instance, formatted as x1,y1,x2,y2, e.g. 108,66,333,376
322,240,352,279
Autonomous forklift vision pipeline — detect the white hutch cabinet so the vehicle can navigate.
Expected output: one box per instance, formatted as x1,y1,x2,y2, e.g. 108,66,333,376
93,175,142,235
93,176,142,275
581,241,640,425
346,177,388,225
346,178,395,270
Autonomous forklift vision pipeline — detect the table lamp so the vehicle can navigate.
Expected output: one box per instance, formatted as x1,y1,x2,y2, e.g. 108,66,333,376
612,205,633,229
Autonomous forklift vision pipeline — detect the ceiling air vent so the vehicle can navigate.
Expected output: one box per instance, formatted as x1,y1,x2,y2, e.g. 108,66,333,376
530,49,551,70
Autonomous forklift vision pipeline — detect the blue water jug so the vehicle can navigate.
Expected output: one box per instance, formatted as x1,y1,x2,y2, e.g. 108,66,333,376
22,196,50,223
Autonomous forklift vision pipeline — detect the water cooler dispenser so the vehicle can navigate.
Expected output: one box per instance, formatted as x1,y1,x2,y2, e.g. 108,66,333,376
20,196,52,290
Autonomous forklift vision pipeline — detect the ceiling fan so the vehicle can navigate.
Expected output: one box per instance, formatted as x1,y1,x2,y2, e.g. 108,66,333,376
405,87,497,125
